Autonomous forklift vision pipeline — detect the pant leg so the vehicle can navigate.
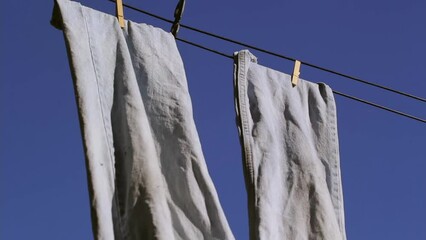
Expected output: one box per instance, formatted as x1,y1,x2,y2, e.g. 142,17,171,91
52,1,234,239
234,50,346,240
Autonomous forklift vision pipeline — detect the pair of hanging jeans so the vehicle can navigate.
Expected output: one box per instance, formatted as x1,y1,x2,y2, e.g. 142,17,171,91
52,0,347,239
51,0,234,239
234,50,347,240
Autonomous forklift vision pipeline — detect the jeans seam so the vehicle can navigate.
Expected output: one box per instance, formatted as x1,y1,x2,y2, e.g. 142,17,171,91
235,50,258,240
328,93,346,239
81,8,126,239
238,51,255,190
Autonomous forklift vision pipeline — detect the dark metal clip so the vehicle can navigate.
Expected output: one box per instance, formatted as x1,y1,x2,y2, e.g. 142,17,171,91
171,0,185,37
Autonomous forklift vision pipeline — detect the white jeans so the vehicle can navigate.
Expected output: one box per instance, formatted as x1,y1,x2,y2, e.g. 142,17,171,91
52,0,346,239
52,0,234,239
234,50,346,240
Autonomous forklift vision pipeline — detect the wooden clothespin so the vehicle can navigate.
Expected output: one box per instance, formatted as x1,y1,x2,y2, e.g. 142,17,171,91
116,0,125,28
291,60,301,87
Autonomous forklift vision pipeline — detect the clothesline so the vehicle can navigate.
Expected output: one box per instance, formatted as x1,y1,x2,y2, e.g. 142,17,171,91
177,38,426,123
111,0,425,103
107,0,426,123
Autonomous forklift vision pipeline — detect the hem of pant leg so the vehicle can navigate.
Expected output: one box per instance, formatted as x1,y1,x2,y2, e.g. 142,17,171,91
327,90,347,240
80,6,127,239
233,50,258,240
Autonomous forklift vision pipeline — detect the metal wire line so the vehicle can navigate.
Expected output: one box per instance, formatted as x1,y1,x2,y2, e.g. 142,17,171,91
176,37,234,59
107,0,426,123
179,23,426,103
175,39,425,123
110,0,426,103
332,91,425,123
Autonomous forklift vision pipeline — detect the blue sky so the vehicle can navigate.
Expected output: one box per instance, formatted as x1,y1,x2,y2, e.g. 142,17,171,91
1,0,425,239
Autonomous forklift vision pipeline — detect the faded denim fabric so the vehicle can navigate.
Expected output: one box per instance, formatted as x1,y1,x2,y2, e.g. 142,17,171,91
51,1,235,239
234,50,346,240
